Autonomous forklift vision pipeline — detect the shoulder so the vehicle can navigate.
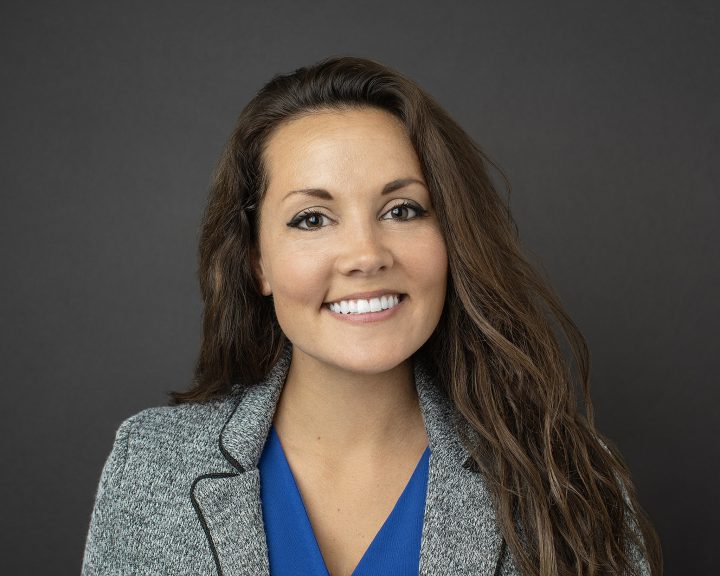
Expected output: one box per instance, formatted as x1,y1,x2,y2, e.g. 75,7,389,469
122,395,238,439
96,394,242,498
113,395,239,471
83,396,242,574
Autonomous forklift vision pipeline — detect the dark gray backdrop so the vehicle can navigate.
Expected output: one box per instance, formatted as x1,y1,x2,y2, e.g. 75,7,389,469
1,1,717,574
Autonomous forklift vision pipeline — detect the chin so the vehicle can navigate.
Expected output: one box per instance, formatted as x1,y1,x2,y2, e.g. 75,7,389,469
325,345,416,375
291,340,411,374
342,359,407,375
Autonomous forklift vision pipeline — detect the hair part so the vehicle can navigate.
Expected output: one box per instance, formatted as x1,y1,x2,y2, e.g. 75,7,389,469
169,55,662,576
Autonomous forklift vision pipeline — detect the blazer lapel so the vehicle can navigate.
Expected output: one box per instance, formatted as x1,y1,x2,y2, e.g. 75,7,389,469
191,471,269,576
413,355,505,575
191,342,292,576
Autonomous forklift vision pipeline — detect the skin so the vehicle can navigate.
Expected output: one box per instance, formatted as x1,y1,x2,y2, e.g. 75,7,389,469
252,106,448,574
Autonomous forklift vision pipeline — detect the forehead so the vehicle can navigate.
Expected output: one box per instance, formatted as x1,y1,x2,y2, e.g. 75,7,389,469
267,106,409,146
262,107,420,184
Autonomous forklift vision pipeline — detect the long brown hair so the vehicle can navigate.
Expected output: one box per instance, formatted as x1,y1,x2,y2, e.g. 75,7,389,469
170,55,662,575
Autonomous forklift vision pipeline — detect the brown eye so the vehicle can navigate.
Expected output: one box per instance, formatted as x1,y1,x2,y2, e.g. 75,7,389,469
287,210,331,231
305,214,322,227
391,205,411,218
381,201,426,221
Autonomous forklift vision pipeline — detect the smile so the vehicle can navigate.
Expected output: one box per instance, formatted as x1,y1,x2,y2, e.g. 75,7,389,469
327,294,403,315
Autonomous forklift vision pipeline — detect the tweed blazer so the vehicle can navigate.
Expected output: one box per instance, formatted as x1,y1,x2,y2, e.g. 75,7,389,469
81,343,649,576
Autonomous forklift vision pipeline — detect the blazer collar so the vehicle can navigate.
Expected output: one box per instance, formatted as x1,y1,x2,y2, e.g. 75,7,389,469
192,342,504,576
219,340,294,472
219,340,473,472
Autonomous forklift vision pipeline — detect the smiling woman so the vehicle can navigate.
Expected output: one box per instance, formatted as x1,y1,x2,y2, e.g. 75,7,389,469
253,107,447,377
81,56,663,576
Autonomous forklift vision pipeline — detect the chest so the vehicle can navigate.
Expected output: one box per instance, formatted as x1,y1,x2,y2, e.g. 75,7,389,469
283,443,430,576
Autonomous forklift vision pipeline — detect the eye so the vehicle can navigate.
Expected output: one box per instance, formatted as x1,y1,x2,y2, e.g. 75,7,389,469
380,201,427,221
287,210,332,231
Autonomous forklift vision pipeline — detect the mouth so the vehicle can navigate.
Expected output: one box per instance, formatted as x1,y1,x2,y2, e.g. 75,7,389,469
324,293,406,314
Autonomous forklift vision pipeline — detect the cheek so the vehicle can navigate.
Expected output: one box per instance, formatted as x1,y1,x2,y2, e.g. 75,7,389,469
271,245,331,308
404,231,448,292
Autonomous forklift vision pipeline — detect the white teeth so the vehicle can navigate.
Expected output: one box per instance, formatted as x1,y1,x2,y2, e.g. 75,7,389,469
329,294,402,315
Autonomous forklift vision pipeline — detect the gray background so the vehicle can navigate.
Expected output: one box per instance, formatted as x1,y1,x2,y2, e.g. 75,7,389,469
1,1,717,574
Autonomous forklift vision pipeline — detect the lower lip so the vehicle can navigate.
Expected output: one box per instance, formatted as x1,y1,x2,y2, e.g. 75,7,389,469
324,295,406,324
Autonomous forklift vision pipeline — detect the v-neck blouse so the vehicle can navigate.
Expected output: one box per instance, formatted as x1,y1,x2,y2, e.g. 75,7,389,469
258,424,431,575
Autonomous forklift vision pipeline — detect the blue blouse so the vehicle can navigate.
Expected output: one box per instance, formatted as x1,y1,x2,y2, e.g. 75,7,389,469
258,424,430,575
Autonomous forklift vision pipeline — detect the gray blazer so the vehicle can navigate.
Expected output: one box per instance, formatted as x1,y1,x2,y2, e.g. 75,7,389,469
81,342,648,575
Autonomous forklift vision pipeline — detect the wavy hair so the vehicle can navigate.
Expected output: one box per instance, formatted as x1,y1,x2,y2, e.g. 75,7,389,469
169,55,662,576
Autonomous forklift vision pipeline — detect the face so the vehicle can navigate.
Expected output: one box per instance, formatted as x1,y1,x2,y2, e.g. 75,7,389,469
253,107,448,376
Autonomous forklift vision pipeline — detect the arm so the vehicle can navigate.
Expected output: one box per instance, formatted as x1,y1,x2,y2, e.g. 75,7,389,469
600,437,658,576
81,415,136,575
624,485,656,576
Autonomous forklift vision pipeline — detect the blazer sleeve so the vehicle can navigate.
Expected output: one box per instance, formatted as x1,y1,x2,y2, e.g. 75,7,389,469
81,414,137,575
624,487,653,576
595,436,655,576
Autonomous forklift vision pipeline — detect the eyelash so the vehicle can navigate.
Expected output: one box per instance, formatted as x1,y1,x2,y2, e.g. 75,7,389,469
287,201,428,231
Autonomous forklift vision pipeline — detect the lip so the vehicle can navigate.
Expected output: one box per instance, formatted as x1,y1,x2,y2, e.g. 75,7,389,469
324,289,404,305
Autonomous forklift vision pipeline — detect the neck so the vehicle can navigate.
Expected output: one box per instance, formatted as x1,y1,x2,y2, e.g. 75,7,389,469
272,347,427,462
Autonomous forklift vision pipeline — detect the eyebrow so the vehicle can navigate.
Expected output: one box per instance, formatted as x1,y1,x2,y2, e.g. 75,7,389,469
281,177,427,202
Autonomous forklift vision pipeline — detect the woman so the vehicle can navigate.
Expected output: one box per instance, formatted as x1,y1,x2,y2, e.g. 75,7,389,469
82,56,662,575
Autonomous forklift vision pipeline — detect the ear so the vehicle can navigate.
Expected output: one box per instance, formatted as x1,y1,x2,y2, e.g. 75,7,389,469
250,246,272,296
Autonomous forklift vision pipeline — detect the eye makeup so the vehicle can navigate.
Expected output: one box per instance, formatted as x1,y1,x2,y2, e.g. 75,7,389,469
286,200,428,231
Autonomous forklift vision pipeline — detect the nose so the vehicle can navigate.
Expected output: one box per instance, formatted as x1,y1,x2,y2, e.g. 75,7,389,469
335,220,394,276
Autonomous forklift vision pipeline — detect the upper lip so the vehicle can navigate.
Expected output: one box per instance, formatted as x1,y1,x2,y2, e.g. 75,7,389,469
325,289,404,304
